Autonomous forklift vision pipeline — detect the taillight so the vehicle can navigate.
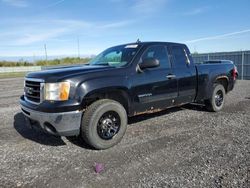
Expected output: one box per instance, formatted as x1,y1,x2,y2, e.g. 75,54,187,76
232,66,237,81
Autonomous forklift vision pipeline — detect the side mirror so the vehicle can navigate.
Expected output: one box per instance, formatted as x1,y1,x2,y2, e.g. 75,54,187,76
138,58,160,71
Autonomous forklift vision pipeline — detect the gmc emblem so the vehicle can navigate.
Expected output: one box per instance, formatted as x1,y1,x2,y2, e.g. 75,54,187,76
26,87,34,95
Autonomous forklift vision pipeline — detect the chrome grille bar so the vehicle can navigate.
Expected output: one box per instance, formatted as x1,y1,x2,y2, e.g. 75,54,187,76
24,78,44,104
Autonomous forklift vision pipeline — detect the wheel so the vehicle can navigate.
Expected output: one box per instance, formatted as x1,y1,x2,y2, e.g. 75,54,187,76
205,84,225,112
81,99,127,150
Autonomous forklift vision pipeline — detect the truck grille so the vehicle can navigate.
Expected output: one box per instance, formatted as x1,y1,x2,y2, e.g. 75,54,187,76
24,78,44,104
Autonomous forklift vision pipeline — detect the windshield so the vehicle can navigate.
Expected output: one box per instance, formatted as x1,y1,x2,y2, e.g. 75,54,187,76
89,44,141,67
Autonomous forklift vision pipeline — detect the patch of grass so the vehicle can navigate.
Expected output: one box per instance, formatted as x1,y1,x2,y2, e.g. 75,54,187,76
0,57,92,78
0,57,91,67
0,72,27,79
0,61,32,67
36,57,91,66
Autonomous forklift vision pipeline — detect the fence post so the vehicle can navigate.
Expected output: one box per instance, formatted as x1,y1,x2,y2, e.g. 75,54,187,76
241,52,244,80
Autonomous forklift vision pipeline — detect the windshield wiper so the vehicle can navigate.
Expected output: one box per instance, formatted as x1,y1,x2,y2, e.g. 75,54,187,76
89,62,110,66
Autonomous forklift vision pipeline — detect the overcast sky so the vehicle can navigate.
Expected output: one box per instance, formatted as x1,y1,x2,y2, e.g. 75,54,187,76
0,0,250,58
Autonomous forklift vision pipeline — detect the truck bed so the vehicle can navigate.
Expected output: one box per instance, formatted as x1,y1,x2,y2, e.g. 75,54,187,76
195,61,236,101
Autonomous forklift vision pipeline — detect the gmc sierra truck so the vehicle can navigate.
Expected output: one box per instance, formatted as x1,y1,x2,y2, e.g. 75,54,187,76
20,42,238,149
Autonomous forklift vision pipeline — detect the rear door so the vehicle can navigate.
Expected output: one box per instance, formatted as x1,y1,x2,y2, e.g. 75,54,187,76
131,45,178,113
168,45,197,103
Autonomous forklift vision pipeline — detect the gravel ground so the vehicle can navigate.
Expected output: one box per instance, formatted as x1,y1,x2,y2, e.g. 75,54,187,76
0,78,249,188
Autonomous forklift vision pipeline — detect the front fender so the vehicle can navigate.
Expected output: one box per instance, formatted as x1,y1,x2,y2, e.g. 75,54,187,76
75,76,130,103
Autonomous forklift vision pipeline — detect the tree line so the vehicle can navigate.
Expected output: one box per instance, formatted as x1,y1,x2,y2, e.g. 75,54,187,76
0,57,91,67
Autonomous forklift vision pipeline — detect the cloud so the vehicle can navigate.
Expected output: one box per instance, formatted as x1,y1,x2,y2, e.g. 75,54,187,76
109,0,124,2
45,0,66,8
131,0,168,13
15,28,68,45
0,19,90,46
186,29,250,43
99,20,134,29
109,0,168,16
1,0,28,7
183,8,205,16
0,18,134,46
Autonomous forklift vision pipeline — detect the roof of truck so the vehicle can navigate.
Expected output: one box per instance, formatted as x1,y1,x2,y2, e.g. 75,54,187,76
125,41,186,46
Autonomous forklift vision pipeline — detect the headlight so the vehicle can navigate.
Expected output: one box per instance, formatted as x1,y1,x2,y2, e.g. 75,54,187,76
44,82,70,101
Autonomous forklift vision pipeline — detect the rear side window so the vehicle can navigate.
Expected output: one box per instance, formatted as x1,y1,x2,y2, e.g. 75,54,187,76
171,46,188,68
141,45,170,69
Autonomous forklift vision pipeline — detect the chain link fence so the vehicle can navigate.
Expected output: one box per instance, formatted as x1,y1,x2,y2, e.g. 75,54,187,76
192,51,250,80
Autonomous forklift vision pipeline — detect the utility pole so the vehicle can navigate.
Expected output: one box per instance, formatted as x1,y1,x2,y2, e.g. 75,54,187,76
77,36,80,58
44,44,48,61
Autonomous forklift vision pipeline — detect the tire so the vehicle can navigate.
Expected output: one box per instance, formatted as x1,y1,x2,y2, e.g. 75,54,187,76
205,84,226,112
81,99,127,150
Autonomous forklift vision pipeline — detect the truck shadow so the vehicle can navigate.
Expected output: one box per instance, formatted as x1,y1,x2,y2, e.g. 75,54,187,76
14,103,207,148
182,103,207,112
128,106,182,124
14,112,66,146
128,103,207,124
65,136,93,149
14,112,93,149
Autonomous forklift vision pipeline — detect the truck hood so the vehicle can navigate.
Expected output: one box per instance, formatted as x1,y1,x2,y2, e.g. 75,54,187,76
26,65,115,82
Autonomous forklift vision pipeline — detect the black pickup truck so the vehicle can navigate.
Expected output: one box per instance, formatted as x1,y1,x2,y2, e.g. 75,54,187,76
20,42,238,149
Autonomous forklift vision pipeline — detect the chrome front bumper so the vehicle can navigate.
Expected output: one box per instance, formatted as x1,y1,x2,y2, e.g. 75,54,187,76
20,104,82,136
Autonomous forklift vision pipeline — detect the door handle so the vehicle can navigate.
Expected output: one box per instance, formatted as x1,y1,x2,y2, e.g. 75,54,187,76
166,74,176,79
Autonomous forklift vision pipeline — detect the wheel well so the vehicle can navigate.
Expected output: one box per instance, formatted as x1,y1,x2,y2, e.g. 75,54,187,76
82,89,130,113
215,78,228,93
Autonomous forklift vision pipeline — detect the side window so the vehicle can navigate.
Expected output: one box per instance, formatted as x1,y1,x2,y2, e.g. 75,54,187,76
141,45,170,69
171,46,188,68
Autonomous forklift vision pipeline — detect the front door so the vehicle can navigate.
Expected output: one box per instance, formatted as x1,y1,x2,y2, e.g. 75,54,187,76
131,45,178,114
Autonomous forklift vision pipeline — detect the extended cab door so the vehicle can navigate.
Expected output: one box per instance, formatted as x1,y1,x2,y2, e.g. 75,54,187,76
131,45,178,114
168,45,197,103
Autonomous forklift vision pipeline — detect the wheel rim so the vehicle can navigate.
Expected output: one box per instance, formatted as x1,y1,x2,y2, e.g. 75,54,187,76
97,111,121,140
215,90,224,107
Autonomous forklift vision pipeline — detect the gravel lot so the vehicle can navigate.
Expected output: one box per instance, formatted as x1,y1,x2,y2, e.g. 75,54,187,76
0,78,249,188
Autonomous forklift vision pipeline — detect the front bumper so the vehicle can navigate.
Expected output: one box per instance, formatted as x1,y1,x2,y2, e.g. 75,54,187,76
20,103,82,136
